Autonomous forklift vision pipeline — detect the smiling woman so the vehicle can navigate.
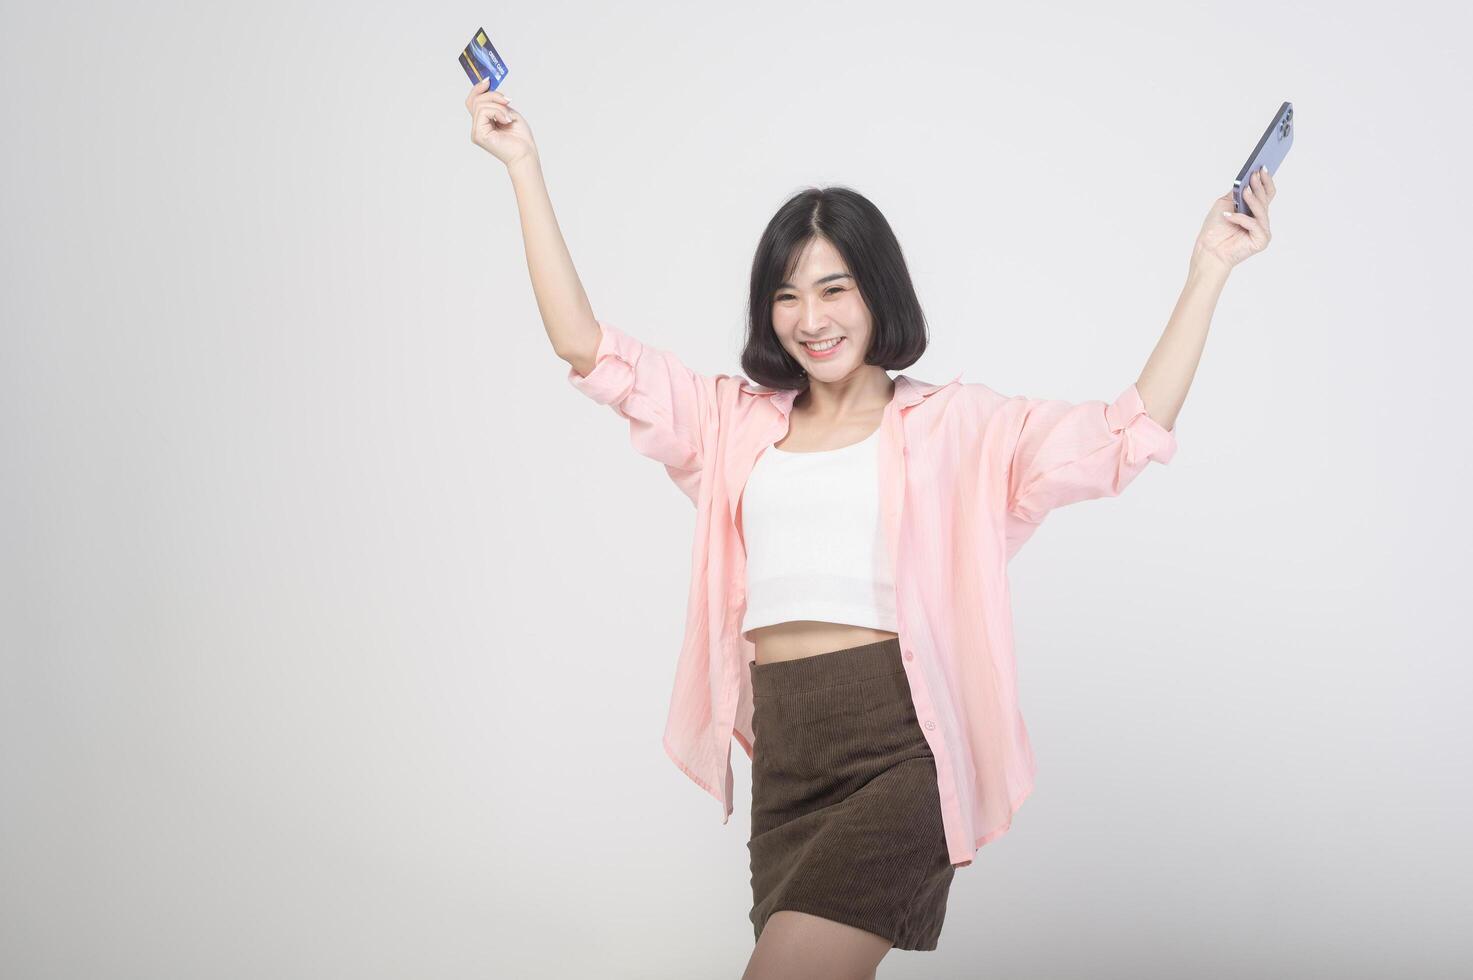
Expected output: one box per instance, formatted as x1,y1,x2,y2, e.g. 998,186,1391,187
741,187,930,394
479,71,1208,967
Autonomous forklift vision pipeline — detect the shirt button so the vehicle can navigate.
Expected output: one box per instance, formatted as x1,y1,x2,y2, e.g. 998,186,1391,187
903,650,914,662
923,720,936,731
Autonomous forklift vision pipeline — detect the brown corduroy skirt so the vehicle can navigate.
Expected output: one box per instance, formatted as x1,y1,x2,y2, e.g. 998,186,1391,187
747,636,956,951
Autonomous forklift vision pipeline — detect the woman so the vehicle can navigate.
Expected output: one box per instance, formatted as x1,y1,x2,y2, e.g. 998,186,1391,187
465,79,1275,978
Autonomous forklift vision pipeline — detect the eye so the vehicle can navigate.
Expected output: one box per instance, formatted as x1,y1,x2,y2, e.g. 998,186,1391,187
774,287,846,302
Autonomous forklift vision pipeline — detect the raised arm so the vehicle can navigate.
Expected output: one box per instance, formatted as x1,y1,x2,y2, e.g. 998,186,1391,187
465,81,718,504
464,78,600,371
1136,166,1278,429
1003,167,1280,533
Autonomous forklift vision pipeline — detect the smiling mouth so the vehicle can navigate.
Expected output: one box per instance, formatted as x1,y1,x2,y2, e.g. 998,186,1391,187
802,337,846,354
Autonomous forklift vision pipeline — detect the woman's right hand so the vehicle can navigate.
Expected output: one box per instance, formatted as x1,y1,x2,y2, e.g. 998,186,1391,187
465,78,536,167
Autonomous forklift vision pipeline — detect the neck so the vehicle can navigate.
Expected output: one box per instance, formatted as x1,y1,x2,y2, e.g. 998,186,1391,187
796,368,895,419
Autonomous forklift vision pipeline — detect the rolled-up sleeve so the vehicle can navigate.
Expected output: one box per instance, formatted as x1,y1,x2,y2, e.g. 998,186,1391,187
566,319,716,504
1006,383,1178,524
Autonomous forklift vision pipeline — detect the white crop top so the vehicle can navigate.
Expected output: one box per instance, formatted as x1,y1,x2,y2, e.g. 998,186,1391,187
738,426,898,640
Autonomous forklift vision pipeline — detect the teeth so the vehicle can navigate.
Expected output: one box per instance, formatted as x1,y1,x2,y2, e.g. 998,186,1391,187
804,338,843,351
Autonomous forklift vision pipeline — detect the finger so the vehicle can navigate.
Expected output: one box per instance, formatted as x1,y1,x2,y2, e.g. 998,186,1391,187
1243,184,1269,227
1253,168,1275,211
466,77,490,106
472,100,511,126
477,103,512,128
1221,211,1258,238
472,91,511,111
1223,210,1269,248
1261,166,1276,201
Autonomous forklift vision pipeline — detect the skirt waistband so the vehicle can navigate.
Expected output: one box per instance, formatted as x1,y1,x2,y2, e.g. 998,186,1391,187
749,636,904,698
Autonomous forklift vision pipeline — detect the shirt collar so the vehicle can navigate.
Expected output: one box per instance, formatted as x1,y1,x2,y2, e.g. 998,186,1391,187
739,372,962,418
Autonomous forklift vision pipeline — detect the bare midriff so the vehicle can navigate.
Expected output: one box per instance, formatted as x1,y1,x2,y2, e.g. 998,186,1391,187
748,620,898,666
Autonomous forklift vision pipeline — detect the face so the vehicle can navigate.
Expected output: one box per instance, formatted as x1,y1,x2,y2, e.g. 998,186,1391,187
770,237,874,382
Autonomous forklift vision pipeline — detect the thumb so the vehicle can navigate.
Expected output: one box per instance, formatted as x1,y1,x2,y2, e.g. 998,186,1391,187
1220,210,1258,234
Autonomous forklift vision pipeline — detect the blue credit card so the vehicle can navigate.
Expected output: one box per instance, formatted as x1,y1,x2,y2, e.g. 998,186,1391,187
459,28,508,89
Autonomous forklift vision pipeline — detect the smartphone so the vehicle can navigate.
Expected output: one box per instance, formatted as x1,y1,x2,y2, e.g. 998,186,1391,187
1233,101,1294,217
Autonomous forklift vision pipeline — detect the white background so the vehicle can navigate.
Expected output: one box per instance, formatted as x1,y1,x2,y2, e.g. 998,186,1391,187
3,1,1469,977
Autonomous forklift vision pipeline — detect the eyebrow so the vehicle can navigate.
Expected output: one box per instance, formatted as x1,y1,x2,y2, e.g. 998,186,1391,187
775,272,853,290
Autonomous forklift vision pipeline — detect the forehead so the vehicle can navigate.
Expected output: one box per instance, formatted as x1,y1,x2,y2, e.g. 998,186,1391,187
790,236,845,270
780,238,851,287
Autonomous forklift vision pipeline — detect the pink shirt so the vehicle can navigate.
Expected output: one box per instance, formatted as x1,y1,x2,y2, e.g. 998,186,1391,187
567,319,1178,868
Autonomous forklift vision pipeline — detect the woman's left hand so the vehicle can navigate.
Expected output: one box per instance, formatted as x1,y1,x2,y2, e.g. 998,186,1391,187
1192,166,1276,271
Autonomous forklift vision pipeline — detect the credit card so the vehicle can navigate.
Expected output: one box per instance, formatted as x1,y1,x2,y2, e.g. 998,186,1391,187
459,28,508,90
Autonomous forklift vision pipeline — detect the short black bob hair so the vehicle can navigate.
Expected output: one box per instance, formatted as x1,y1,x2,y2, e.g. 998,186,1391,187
740,185,930,392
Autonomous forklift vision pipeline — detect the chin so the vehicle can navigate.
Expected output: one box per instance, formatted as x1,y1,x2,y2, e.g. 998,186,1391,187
813,354,857,370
